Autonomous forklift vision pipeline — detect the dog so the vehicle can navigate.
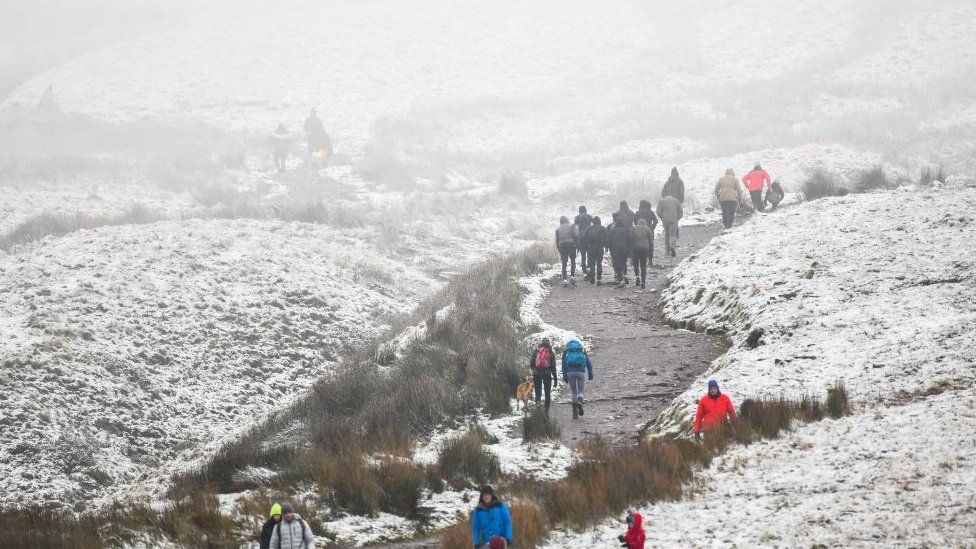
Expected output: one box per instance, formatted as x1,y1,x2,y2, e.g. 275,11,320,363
515,378,534,412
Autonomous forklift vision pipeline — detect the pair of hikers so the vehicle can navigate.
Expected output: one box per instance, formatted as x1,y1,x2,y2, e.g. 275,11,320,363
529,338,593,420
270,108,334,172
714,164,786,228
259,502,314,549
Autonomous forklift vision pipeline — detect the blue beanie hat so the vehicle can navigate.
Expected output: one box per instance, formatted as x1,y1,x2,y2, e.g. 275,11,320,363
707,379,719,389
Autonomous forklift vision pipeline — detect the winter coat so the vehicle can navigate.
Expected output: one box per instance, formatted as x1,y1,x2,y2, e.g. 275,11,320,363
561,340,594,380
260,517,280,549
630,220,654,253
693,393,736,434
582,224,608,252
609,223,632,253
656,196,683,225
615,206,635,228
742,169,771,192
270,515,315,549
714,170,742,203
633,200,659,232
574,212,593,233
530,344,558,381
271,131,292,152
471,501,512,546
662,168,685,203
555,222,578,248
621,513,646,549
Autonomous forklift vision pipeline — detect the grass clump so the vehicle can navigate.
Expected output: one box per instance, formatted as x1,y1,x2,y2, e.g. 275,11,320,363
437,431,502,489
522,407,561,441
853,164,890,193
801,168,846,201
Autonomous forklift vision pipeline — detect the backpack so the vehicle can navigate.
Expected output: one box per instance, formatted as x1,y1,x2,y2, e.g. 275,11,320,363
533,346,552,370
564,349,586,370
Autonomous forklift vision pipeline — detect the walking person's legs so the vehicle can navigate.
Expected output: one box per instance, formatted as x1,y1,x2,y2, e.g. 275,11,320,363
580,248,588,275
532,372,544,405
542,374,552,411
559,245,570,279
750,190,764,212
567,372,586,419
721,201,736,228
591,249,603,282
569,246,577,277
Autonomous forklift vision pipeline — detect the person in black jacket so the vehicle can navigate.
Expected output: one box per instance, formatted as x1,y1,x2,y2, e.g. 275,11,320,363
582,216,608,285
633,200,658,268
609,212,632,285
661,167,685,203
529,338,558,412
259,503,282,549
574,206,594,275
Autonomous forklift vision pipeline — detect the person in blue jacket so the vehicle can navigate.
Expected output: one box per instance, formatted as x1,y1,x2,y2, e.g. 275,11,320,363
561,339,594,420
471,485,512,548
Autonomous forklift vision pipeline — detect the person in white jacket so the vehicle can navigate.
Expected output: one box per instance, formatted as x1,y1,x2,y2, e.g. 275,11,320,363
270,502,315,549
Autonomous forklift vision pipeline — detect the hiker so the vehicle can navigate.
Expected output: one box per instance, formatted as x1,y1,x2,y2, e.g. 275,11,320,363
269,502,315,548
37,84,57,112
742,163,772,212
630,218,653,289
618,510,646,549
608,213,632,285
661,167,685,203
714,169,742,229
471,485,513,548
555,216,579,284
529,338,558,412
574,206,594,275
615,200,636,228
271,124,292,173
582,215,608,285
303,108,333,160
656,195,683,258
766,179,786,210
561,340,593,419
260,503,283,549
633,199,659,235
693,380,737,439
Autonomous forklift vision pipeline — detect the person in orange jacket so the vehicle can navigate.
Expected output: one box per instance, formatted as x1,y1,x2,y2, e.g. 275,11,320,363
693,379,736,438
741,163,772,212
617,510,645,548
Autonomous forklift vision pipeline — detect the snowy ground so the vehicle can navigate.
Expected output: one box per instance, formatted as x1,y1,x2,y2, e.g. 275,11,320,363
544,182,976,546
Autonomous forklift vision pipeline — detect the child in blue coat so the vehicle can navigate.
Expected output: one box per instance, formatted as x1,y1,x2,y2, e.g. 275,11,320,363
471,485,512,548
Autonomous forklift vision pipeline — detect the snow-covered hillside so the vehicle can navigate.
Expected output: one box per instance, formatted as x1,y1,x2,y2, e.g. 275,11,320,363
544,182,976,546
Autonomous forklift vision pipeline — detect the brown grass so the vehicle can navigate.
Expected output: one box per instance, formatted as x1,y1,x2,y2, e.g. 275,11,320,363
437,432,502,489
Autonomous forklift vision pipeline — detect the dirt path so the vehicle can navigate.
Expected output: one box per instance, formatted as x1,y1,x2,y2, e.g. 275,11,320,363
542,223,727,447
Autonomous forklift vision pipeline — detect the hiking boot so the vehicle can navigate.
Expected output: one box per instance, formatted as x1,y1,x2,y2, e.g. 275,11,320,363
569,277,577,287
577,398,584,416
562,278,569,287
670,247,677,257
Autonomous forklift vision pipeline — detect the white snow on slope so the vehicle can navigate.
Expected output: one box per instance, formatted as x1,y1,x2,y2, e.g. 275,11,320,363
544,183,976,546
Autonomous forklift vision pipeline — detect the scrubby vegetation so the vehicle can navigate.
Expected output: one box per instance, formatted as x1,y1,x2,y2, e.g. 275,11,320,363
801,168,846,200
522,407,561,441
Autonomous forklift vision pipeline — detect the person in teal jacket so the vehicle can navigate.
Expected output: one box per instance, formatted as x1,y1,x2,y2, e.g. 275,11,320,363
471,485,512,547
561,339,594,419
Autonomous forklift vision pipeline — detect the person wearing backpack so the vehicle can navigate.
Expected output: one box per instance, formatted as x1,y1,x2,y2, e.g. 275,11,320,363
269,502,314,548
629,218,653,289
608,212,632,286
656,195,683,258
574,205,594,276
561,339,594,420
260,503,283,549
529,338,558,412
555,216,579,285
582,216,608,285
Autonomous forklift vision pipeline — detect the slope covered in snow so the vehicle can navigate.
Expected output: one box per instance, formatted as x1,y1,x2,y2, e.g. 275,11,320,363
544,183,976,546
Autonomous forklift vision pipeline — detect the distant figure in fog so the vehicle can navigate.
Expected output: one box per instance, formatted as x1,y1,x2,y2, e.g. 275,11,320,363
629,218,653,289
574,205,594,276
582,215,608,285
742,163,772,212
271,124,292,172
661,167,685,203
608,212,631,285
37,84,57,112
693,379,736,439
615,200,635,228
555,216,579,285
656,195,683,258
714,169,742,229
303,108,332,162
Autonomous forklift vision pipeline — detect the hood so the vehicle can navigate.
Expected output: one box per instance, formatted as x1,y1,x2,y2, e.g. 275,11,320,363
565,340,583,352
670,167,680,179
725,168,735,176
619,200,631,212
592,216,602,226
579,205,587,214
638,199,652,211
559,215,569,224
628,512,643,530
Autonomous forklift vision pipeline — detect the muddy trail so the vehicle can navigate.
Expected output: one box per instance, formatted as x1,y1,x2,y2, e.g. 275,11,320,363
543,223,727,448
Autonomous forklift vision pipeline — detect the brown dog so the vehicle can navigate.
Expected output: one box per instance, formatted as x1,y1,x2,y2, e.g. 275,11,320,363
515,379,534,411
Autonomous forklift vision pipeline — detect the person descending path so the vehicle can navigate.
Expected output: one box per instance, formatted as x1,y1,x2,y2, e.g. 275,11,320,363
471,485,513,548
656,195,683,259
693,380,737,439
609,213,632,286
661,167,685,203
742,162,772,212
260,503,283,549
766,179,786,210
618,510,646,549
630,218,653,289
271,124,292,173
574,206,594,276
714,169,742,229
303,108,333,163
270,502,315,548
582,216,608,285
529,338,558,412
561,340,594,419
633,200,659,239
615,200,636,229
555,216,579,285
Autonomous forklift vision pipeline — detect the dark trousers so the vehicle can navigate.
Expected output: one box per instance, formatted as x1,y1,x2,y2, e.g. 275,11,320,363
558,243,577,278
720,201,737,228
749,190,765,212
663,222,678,251
632,249,648,283
610,249,629,280
579,247,588,274
532,371,553,410
586,248,604,282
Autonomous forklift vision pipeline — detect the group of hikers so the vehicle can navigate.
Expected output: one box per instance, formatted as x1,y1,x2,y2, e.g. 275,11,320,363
556,168,687,290
269,108,334,172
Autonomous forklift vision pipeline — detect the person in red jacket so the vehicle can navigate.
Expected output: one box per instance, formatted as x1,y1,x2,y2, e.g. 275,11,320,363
617,510,645,548
694,379,736,438
742,163,772,212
